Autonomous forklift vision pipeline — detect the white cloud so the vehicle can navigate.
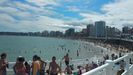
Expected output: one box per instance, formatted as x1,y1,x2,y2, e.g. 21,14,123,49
13,1,64,19
1,0,132,32
0,6,36,21
0,0,70,32
0,9,67,32
0,0,84,32
26,0,59,6
67,6,81,12
14,2,42,12
79,0,133,29
0,0,7,4
0,15,66,32
0,13,16,23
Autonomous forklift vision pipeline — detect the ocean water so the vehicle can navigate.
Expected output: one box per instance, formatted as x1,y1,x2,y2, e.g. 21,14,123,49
0,35,108,62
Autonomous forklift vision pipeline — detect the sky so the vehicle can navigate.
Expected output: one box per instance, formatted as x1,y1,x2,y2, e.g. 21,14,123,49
0,0,133,32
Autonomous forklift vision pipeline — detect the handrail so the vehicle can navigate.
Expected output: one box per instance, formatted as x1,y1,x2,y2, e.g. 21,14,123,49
121,70,127,75
82,52,133,75
82,63,109,75
113,54,128,63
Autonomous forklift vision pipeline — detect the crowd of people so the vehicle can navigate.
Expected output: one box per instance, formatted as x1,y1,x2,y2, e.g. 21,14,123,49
0,52,78,75
0,52,102,75
0,53,61,75
0,46,130,75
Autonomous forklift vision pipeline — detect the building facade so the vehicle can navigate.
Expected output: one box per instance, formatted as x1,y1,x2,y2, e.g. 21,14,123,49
65,28,75,36
95,21,106,37
87,24,95,37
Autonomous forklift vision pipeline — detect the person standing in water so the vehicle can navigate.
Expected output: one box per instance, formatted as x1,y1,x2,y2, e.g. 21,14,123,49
77,50,79,57
62,53,70,66
0,53,8,75
49,56,61,75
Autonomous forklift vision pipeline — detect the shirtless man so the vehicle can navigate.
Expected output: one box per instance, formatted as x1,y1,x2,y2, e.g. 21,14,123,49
49,56,61,75
62,53,70,66
0,53,8,75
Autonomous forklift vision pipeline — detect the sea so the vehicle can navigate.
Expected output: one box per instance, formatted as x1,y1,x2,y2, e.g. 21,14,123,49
0,35,111,63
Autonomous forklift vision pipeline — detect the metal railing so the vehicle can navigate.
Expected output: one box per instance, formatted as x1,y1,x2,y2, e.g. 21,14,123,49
82,52,133,75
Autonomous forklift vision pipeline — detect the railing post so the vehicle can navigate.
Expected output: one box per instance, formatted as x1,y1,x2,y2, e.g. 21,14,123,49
105,60,114,75
131,53,133,64
124,53,130,75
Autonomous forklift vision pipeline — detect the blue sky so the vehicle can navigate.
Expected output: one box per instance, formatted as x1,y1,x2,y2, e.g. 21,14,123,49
0,0,133,32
